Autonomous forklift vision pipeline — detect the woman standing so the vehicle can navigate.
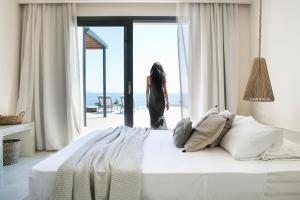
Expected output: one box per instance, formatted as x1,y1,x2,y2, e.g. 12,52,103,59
146,62,169,129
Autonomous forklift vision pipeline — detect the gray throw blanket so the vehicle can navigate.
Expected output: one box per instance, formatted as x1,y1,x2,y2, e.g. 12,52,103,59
51,126,150,200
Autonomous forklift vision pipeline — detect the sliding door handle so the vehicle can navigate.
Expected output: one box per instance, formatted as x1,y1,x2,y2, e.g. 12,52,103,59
128,81,132,95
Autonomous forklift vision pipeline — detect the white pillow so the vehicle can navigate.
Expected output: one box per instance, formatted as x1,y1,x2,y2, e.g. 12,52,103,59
220,116,283,160
232,115,247,125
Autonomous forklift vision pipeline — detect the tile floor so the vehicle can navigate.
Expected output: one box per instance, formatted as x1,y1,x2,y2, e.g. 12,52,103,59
0,152,53,200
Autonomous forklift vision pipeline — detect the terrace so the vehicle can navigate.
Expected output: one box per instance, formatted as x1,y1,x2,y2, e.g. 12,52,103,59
84,105,181,132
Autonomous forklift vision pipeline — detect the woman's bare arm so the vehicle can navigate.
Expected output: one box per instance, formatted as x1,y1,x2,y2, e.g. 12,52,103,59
163,81,169,110
146,76,150,108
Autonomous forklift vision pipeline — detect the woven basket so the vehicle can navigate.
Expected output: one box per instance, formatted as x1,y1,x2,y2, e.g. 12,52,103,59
0,112,25,125
3,139,21,166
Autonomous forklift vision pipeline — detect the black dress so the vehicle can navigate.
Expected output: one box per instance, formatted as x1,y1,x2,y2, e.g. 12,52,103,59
148,80,167,129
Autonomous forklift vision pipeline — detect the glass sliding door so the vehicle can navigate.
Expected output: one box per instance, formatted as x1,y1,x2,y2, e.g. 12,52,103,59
77,17,177,130
78,24,131,131
133,23,181,128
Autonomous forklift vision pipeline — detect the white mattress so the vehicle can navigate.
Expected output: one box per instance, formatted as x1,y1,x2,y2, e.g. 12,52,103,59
30,129,300,200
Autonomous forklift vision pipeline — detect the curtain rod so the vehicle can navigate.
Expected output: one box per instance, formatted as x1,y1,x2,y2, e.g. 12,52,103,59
17,0,252,5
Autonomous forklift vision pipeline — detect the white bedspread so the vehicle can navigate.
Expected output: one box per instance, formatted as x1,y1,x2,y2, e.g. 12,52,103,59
29,129,300,200
52,127,149,200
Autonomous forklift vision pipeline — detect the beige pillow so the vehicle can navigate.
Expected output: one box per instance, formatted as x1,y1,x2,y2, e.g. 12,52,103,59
183,114,226,152
193,106,219,127
209,110,235,148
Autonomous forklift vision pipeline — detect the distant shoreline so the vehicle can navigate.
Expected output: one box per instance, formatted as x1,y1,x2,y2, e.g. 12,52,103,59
86,92,181,108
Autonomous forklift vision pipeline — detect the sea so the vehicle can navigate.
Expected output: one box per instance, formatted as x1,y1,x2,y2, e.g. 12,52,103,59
86,92,181,108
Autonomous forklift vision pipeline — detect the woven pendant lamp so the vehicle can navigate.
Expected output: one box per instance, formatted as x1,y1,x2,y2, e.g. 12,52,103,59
243,0,274,102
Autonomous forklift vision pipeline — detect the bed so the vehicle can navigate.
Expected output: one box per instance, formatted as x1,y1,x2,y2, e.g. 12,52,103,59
29,129,300,200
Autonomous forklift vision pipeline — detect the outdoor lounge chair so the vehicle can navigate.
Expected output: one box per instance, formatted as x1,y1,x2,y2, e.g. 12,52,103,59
97,96,113,113
119,96,124,113
118,96,135,113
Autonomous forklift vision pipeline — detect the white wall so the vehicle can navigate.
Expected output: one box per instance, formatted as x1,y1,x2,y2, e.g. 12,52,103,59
0,0,21,114
249,0,300,132
237,4,252,115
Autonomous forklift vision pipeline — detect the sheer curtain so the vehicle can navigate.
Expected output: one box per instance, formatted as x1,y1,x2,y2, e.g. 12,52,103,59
177,3,238,121
17,4,82,150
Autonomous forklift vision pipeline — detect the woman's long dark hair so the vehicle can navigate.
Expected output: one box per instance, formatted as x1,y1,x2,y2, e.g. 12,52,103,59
150,62,166,88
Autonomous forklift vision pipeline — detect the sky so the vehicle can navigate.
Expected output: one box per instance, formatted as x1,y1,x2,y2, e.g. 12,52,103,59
85,24,180,94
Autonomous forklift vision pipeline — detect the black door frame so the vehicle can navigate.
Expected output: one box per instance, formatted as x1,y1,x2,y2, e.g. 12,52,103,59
78,16,177,127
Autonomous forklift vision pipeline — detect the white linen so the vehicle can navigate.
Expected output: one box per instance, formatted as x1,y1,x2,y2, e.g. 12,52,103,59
17,4,82,150
29,131,103,200
52,127,149,200
261,139,300,160
29,129,300,200
177,3,238,120
221,116,283,160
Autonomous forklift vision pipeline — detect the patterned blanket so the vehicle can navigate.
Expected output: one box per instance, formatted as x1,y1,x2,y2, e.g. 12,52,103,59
51,127,150,200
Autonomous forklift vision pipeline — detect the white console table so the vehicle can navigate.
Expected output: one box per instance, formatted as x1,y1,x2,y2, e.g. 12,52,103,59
0,122,35,175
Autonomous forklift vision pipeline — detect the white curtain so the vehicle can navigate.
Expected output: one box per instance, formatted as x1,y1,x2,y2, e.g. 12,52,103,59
17,4,82,150
177,3,238,122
